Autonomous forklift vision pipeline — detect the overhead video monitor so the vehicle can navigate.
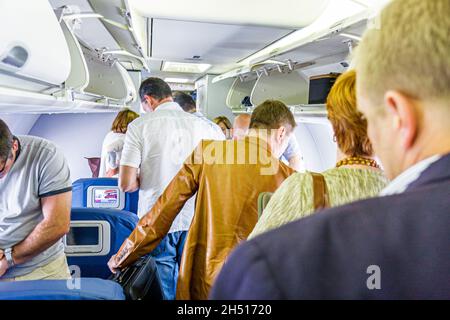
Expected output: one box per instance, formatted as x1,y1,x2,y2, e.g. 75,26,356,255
86,186,125,209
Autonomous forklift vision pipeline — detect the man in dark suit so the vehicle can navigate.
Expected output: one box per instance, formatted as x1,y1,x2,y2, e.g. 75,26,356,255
210,0,450,299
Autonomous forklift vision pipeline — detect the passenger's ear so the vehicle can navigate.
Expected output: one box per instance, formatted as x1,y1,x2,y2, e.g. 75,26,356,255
277,126,287,142
384,90,418,150
12,139,19,152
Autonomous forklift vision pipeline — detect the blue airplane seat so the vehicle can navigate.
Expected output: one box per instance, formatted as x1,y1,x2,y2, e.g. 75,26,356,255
72,178,139,215
0,279,125,300
66,208,138,279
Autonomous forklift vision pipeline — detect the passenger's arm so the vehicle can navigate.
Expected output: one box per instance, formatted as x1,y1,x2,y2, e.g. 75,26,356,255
0,143,72,278
8,191,71,266
108,143,204,272
119,165,140,192
119,123,142,192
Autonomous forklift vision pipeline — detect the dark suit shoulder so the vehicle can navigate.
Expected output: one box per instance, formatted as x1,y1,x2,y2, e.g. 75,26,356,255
220,182,450,299
210,239,284,300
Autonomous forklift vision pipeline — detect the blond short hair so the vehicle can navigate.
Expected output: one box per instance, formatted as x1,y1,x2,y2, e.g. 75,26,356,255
356,0,450,106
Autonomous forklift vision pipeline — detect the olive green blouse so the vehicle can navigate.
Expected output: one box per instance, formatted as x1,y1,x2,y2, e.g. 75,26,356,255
249,168,389,239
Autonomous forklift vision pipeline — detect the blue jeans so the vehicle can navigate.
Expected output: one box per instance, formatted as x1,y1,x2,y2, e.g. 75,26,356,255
150,231,187,300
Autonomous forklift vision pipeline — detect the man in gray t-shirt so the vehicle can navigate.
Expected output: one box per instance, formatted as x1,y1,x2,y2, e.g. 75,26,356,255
0,119,72,280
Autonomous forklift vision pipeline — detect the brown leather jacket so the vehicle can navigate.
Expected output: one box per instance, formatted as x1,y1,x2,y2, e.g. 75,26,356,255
114,136,295,299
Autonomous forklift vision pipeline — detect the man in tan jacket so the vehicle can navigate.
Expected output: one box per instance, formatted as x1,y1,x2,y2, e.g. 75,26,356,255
108,100,296,299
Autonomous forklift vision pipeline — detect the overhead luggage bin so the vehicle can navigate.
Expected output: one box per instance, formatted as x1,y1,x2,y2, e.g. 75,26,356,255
128,0,330,29
226,77,257,110
88,0,149,66
0,0,71,86
0,1,137,113
82,46,136,103
250,70,309,106
59,18,90,93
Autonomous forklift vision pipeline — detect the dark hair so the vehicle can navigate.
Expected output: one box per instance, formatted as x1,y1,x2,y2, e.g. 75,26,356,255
139,77,172,101
173,91,196,113
111,108,140,133
0,119,13,161
250,100,296,132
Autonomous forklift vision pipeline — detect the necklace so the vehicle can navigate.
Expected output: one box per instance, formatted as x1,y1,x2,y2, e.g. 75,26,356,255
336,156,381,169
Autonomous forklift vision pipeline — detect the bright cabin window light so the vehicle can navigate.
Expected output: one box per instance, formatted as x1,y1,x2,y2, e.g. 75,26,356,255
162,61,211,73
164,77,191,83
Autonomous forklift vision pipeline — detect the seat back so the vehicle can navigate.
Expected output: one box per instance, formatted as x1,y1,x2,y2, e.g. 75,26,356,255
257,192,273,219
72,178,139,215
0,279,125,300
65,208,138,279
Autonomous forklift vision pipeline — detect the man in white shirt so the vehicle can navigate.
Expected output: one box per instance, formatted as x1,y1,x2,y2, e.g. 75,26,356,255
118,77,224,300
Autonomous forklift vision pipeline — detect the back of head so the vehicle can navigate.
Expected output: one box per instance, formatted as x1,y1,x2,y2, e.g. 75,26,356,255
250,100,296,133
233,114,251,130
327,70,373,157
139,77,172,101
0,119,13,161
356,0,450,107
173,91,196,113
111,108,140,133
213,116,232,129
232,114,252,139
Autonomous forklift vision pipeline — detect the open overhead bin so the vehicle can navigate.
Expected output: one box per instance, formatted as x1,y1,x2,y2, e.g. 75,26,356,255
0,0,138,113
0,0,71,90
88,0,149,68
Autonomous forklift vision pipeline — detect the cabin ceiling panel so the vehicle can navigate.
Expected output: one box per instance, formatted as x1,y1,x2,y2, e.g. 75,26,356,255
151,19,293,66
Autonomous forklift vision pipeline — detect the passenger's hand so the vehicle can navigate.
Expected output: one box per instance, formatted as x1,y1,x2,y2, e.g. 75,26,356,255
108,254,120,274
0,257,8,278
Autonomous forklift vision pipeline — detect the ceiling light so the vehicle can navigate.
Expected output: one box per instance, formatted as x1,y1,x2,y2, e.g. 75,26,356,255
162,61,211,73
164,77,191,83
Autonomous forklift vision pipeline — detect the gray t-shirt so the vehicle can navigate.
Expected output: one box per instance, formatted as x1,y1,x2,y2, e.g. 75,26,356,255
0,135,72,278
